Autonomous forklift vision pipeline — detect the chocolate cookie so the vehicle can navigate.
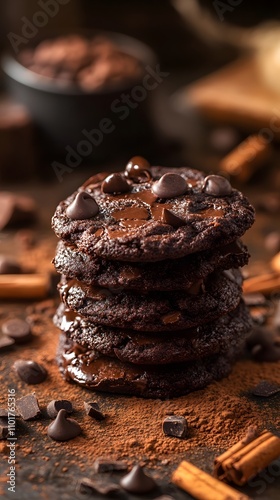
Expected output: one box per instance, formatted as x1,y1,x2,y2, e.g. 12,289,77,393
57,332,241,398
52,166,255,262
58,271,242,332
54,239,249,291
54,301,251,365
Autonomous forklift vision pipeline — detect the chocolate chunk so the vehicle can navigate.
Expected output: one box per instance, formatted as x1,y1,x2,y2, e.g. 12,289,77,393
47,400,73,419
264,231,280,254
247,327,280,362
66,191,99,220
120,465,157,494
0,408,20,418
0,256,22,274
101,173,130,194
2,318,32,344
47,409,82,441
125,156,151,181
84,401,105,421
94,458,128,473
152,173,188,198
162,208,185,228
0,418,8,439
241,426,260,444
13,360,48,384
203,175,232,196
16,393,41,420
0,192,37,230
251,380,280,397
0,335,15,351
162,415,188,438
78,477,120,496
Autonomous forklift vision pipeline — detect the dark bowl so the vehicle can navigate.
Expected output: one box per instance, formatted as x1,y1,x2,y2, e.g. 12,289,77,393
2,31,157,168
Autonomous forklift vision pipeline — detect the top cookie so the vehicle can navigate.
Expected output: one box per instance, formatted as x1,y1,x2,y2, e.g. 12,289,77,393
52,159,255,262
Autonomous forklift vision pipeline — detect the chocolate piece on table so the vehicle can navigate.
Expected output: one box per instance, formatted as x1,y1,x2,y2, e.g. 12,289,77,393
162,208,186,228
0,417,8,439
203,175,232,196
162,415,188,438
2,318,33,344
84,401,105,421
0,256,22,275
152,173,188,198
66,192,99,220
0,192,37,230
251,380,280,397
101,173,130,194
0,335,15,351
0,408,20,418
78,477,120,496
47,409,81,441
47,400,73,419
13,360,47,384
16,393,41,420
120,465,157,494
94,458,128,473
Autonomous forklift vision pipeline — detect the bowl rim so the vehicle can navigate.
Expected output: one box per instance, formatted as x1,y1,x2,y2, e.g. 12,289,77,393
2,29,157,96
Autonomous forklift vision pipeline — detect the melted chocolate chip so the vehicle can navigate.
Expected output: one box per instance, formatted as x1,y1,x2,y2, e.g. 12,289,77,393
162,208,186,228
102,173,130,194
125,156,151,181
203,175,232,197
152,173,188,198
16,393,41,420
120,465,157,494
66,191,99,220
47,409,82,441
2,318,32,344
94,458,128,473
162,415,188,438
84,401,105,420
47,400,73,419
13,360,48,384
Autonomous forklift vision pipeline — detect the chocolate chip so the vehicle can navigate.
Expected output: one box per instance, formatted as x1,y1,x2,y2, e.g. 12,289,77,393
47,400,73,419
120,465,157,494
0,256,22,274
0,335,15,351
94,458,128,473
162,415,188,438
203,175,232,196
84,401,105,421
152,173,188,198
13,360,48,384
66,191,99,220
101,173,131,194
0,418,8,439
241,426,260,444
125,156,151,181
161,208,186,228
2,318,32,344
251,380,280,397
47,409,82,441
247,327,280,362
16,393,41,420
78,477,120,496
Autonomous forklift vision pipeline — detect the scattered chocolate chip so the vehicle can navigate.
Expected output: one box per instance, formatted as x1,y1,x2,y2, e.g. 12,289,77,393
247,327,280,362
78,477,120,496
162,415,188,438
84,401,105,421
0,418,8,439
0,256,22,274
16,393,41,420
251,380,280,397
152,173,188,198
94,458,128,473
203,175,232,196
47,409,82,441
0,335,15,351
13,360,48,384
241,426,260,444
264,231,280,254
161,208,186,228
47,400,73,419
102,173,131,194
125,156,151,181
66,191,99,220
0,192,37,230
2,318,33,344
120,465,157,494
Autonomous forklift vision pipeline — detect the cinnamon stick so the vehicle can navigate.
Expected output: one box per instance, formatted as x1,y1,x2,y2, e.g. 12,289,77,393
243,272,280,295
172,460,250,500
219,134,272,182
214,430,280,486
0,274,49,299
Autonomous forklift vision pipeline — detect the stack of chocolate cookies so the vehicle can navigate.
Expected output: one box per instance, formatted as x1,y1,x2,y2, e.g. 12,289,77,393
52,158,255,398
